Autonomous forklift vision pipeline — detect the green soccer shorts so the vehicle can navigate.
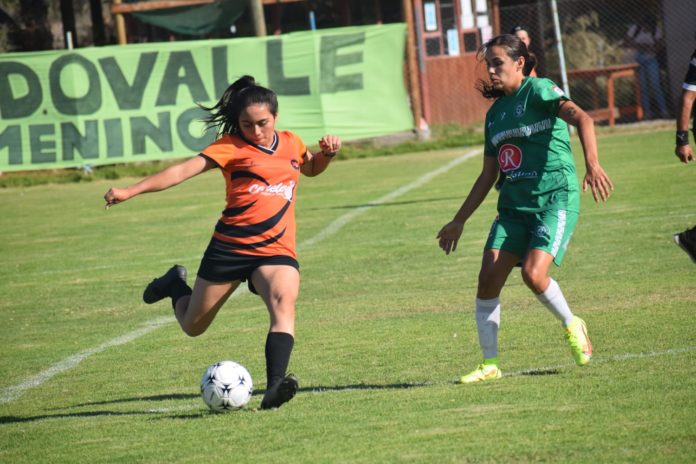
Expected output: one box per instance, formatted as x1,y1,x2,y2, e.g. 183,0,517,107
484,207,579,266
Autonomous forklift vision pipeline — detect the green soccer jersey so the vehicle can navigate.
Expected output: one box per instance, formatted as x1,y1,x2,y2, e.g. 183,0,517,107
484,77,580,213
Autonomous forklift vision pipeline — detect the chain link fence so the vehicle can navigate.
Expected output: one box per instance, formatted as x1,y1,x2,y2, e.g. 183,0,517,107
500,0,675,124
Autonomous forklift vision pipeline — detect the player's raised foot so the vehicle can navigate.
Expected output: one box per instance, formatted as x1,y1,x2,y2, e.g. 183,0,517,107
459,359,502,384
142,265,187,304
565,316,592,366
673,226,696,264
260,374,298,410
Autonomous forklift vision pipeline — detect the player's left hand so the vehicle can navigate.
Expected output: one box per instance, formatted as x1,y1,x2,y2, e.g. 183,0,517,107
582,164,614,202
319,135,341,156
437,220,464,255
675,144,695,164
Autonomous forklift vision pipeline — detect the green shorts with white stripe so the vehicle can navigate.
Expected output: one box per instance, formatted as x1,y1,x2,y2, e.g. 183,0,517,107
485,207,579,266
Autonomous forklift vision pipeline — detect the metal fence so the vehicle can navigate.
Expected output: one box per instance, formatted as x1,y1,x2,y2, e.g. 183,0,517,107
499,0,672,124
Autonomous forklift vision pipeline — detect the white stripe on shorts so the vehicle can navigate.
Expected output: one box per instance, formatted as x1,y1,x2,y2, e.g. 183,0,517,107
551,210,567,257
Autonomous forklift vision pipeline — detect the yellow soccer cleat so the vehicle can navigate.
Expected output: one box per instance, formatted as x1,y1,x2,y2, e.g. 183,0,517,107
565,316,593,366
459,360,502,384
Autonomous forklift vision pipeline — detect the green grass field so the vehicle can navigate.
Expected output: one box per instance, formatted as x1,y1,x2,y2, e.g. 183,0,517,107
1,128,695,463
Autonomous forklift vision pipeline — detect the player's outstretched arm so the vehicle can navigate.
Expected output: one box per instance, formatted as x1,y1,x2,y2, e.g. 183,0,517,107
301,135,341,177
104,156,215,209
437,155,498,254
558,100,614,202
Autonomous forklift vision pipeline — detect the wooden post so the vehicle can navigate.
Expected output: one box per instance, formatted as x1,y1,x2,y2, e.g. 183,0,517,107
249,0,267,36
411,0,431,128
113,0,127,45
489,0,500,36
402,0,426,138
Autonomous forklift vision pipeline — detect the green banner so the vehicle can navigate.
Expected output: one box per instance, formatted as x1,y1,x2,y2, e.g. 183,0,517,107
0,24,412,172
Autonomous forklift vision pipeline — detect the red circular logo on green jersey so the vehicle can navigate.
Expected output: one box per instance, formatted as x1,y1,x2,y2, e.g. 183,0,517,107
498,144,522,172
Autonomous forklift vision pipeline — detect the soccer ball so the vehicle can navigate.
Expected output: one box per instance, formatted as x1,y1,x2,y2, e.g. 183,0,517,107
200,361,253,412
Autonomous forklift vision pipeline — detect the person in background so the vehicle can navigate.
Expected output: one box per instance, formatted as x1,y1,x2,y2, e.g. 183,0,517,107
510,25,537,77
437,34,613,383
625,14,669,119
673,48,696,263
104,75,342,409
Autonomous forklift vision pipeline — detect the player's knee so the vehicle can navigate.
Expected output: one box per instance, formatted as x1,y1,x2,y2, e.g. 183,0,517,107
520,265,546,293
269,291,297,312
181,320,209,337
271,301,296,321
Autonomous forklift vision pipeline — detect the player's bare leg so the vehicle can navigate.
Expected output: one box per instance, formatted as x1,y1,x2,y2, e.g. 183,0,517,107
175,277,241,337
251,265,300,409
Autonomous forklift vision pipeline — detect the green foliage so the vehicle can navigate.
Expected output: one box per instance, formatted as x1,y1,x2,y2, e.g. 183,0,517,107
0,129,694,462
560,12,627,70
0,25,13,53
546,12,636,110
0,159,183,188
0,124,484,188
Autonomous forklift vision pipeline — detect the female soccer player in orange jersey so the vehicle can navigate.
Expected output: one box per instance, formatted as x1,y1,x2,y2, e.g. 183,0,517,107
104,75,341,409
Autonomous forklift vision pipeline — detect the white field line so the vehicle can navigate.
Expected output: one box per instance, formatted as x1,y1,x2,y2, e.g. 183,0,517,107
302,345,696,392
37,344,696,416
298,148,482,250
506,345,696,378
0,316,172,404
1,149,481,405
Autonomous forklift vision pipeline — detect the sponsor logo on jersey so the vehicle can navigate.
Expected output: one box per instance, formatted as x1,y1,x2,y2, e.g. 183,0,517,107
290,159,300,170
535,224,550,238
498,144,522,172
507,170,538,181
515,102,525,117
249,181,296,201
491,118,553,146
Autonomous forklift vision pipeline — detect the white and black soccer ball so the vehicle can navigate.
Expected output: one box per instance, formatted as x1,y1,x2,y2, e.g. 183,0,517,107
200,361,253,412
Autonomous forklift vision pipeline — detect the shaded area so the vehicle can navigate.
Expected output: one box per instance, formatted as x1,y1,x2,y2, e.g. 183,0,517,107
4,382,430,424
0,410,157,424
518,368,561,376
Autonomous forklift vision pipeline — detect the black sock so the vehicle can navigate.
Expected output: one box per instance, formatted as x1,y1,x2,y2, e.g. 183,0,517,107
170,281,192,310
265,332,294,387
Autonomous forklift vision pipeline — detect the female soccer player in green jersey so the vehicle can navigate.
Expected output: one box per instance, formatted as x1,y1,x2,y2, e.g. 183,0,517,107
437,34,614,383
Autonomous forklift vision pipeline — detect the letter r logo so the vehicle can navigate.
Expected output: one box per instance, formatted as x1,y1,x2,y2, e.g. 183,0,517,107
498,144,522,172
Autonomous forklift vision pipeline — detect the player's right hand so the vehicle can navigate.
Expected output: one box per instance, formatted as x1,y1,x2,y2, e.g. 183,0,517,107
437,221,464,255
104,187,128,209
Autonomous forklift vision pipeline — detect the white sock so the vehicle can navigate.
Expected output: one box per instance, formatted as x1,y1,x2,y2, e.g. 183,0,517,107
536,278,574,327
475,297,500,359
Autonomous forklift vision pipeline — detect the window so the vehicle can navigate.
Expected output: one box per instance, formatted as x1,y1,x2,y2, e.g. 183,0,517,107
418,0,482,58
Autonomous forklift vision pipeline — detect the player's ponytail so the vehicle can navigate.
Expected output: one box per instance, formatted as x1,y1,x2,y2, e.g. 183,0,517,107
201,75,279,137
523,52,537,77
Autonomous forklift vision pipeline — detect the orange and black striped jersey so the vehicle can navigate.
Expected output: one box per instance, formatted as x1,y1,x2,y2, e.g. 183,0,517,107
200,130,307,259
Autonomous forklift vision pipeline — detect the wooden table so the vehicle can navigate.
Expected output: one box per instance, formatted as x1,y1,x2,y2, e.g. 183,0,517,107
567,63,644,127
